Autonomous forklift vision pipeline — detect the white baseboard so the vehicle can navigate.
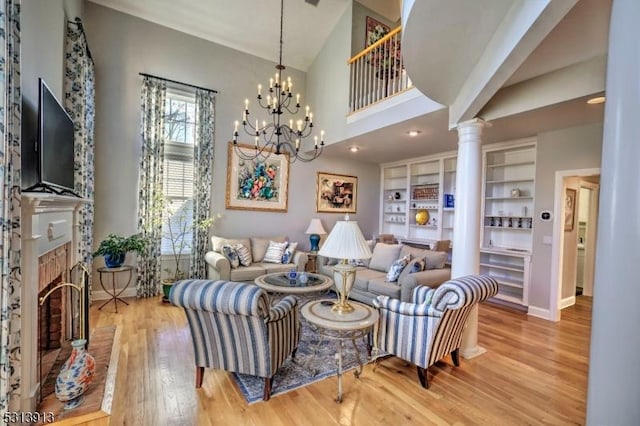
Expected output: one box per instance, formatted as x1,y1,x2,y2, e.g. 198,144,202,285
560,296,576,309
527,305,554,321
91,287,137,301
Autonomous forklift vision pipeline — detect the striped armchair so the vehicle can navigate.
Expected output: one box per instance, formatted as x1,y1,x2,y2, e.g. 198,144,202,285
169,279,301,401
373,275,498,388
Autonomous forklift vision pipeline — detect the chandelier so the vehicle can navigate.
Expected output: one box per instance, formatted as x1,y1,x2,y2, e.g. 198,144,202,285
232,0,324,163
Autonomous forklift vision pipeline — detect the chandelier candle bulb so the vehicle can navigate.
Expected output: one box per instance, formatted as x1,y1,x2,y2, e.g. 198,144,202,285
314,136,318,147
270,78,273,89
296,93,300,104
257,84,261,95
309,113,313,123
296,139,300,150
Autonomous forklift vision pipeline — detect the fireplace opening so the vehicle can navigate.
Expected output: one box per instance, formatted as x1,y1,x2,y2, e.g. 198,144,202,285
38,274,70,389
37,260,90,401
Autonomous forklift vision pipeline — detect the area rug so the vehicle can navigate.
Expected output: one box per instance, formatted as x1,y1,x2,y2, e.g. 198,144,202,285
232,296,381,404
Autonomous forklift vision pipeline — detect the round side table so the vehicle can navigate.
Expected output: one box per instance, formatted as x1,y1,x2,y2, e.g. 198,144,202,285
301,299,379,403
97,265,134,313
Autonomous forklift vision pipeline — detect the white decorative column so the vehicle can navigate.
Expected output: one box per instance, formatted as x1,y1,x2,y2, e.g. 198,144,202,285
451,118,487,359
586,0,640,423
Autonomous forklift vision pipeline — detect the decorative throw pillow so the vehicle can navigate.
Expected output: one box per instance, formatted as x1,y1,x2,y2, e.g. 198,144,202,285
211,235,229,253
327,257,340,266
369,243,403,272
386,255,411,283
410,259,425,273
234,243,253,266
222,245,240,269
282,242,299,264
397,258,424,285
349,259,366,267
262,240,288,263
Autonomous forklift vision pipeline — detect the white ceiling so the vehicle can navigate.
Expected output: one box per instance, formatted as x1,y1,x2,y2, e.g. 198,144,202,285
88,0,351,71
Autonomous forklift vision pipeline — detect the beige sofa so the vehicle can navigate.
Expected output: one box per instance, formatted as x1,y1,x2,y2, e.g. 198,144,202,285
318,242,451,304
204,235,308,282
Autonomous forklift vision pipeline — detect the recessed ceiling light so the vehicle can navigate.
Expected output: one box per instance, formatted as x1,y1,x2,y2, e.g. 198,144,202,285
407,130,421,137
587,96,606,104
349,146,359,153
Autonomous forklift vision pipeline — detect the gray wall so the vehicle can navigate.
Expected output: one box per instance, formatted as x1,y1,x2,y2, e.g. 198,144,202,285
306,5,353,146
529,122,603,310
84,3,380,260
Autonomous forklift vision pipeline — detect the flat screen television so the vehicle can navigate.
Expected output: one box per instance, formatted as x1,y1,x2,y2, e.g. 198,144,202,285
23,78,77,195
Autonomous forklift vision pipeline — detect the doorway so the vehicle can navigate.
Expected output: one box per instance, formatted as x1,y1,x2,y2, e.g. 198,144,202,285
549,168,600,321
559,177,600,308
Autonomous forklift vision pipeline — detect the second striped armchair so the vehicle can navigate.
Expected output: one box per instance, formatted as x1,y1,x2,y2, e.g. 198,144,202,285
169,279,301,400
373,275,498,388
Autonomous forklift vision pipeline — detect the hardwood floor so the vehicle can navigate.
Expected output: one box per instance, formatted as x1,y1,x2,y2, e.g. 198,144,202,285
90,296,592,425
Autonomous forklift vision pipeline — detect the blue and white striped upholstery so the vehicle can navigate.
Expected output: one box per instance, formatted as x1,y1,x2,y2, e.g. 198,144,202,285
169,279,300,379
373,275,498,369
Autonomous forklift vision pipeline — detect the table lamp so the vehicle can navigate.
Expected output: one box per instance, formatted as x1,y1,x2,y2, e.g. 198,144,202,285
318,219,372,313
305,218,326,252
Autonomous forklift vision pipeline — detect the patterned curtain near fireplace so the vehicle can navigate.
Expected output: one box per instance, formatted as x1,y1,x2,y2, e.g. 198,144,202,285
0,0,22,414
190,89,216,279
137,77,167,297
64,19,95,298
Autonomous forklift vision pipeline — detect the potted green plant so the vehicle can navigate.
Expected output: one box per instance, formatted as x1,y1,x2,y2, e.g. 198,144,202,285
158,197,221,302
93,233,148,268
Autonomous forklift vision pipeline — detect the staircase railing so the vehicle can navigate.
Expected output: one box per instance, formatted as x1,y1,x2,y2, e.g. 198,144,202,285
348,26,412,113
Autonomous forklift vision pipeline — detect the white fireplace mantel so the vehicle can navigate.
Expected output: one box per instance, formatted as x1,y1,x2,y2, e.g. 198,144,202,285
20,192,90,411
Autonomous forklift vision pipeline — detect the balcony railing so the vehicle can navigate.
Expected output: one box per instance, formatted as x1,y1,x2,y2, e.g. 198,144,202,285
348,26,412,113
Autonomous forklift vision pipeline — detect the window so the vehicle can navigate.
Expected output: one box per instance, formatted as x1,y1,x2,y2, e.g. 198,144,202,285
162,91,196,255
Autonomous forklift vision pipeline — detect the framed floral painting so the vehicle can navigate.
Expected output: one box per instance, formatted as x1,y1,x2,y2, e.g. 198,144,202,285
316,172,357,214
226,142,289,212
366,16,390,48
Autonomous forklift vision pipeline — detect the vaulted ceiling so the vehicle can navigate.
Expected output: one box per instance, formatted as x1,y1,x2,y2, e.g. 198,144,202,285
88,0,610,164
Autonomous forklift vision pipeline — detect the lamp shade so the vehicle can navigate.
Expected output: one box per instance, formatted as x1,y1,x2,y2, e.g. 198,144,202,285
318,221,372,260
305,218,326,235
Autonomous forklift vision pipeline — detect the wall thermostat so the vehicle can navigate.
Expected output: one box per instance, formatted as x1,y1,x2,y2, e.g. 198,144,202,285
540,210,552,221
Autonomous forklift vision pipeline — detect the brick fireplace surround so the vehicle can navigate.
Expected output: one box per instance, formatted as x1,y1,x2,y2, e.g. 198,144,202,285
21,193,88,411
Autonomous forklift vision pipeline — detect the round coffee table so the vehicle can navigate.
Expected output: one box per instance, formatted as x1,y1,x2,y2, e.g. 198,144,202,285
254,272,333,296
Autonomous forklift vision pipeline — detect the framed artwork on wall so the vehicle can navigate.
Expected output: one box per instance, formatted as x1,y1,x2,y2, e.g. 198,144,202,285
564,188,576,232
225,142,289,212
365,16,390,48
316,172,358,214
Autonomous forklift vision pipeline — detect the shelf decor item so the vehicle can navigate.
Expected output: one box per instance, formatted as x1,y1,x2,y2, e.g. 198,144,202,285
55,339,96,410
316,172,358,213
415,209,429,225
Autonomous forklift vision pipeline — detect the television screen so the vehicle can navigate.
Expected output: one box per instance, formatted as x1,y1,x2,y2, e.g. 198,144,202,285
37,79,76,193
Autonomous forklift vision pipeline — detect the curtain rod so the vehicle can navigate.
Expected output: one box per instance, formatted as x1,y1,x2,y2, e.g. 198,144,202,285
67,18,94,63
138,72,219,94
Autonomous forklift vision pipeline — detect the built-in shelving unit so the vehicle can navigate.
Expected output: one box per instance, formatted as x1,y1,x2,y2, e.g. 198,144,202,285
381,165,408,233
480,248,530,305
481,139,536,306
379,152,457,247
379,139,537,308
